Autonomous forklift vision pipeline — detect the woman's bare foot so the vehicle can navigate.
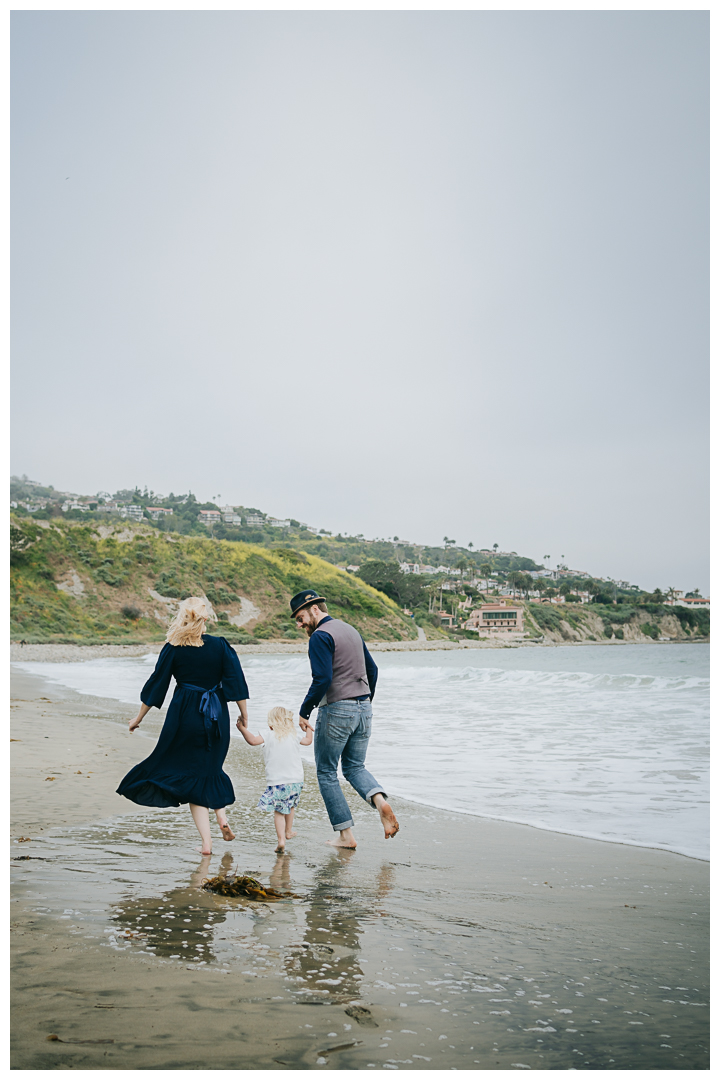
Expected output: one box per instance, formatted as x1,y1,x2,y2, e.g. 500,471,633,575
219,823,235,841
327,827,357,849
285,830,297,839
379,803,399,838
275,844,285,854
196,846,212,856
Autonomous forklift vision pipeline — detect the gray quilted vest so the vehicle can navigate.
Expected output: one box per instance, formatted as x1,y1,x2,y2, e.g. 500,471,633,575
314,618,370,704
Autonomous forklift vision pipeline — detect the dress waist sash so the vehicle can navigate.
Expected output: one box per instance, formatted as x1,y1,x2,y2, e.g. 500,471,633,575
177,682,223,749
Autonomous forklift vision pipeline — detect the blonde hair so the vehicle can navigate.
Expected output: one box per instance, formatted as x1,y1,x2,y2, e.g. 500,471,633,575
267,706,295,741
166,596,215,647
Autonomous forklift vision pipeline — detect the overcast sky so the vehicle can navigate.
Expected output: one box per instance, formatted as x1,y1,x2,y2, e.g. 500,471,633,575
11,11,708,592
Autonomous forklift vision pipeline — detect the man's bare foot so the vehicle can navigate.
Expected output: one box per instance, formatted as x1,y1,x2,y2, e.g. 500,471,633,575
327,828,357,849
379,803,399,838
219,823,235,841
275,844,285,854
285,830,297,839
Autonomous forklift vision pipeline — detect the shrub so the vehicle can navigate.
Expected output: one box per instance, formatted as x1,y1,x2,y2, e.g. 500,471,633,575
121,605,142,620
528,604,563,632
671,606,709,636
639,622,659,640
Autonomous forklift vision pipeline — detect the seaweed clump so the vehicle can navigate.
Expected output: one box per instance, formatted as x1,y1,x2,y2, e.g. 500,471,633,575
202,869,296,901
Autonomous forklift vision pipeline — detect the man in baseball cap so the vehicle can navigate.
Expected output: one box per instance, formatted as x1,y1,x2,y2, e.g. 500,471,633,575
290,589,399,849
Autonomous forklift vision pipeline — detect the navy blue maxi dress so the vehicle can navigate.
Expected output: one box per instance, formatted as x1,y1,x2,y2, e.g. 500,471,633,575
117,635,249,810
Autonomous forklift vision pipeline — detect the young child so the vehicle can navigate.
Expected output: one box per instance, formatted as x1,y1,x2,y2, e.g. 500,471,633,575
237,706,313,853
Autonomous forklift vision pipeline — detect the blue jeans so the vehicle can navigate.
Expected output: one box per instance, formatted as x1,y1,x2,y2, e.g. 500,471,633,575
314,699,385,831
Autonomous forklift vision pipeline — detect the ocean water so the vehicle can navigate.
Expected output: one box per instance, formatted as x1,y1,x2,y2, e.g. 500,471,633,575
13,642,708,860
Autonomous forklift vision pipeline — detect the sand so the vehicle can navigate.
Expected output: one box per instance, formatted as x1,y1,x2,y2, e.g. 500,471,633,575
11,669,709,1070
10,634,660,665
11,640,512,664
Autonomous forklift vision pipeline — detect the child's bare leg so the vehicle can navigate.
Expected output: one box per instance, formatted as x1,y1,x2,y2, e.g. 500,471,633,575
285,807,297,838
273,811,286,853
371,792,399,838
214,808,235,841
189,803,212,854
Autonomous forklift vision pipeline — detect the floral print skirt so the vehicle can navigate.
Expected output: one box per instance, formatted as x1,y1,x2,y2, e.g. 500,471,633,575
257,782,303,814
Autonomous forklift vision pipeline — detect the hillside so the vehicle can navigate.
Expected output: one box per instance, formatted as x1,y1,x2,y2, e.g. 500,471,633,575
523,601,709,644
10,476,543,580
10,518,415,645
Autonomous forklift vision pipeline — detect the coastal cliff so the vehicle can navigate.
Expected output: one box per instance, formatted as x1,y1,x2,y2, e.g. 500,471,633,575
523,600,709,644
10,518,414,644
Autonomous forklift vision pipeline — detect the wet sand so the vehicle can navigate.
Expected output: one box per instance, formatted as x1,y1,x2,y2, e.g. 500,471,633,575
11,670,709,1070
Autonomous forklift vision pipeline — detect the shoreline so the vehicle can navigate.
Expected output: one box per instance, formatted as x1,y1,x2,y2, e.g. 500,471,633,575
11,670,709,1070
11,662,706,864
10,635,705,664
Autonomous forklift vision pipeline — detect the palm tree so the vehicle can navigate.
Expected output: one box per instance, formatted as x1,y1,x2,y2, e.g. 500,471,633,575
507,570,522,597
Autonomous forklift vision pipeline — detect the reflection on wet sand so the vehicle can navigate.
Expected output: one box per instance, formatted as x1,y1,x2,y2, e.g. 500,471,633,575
280,850,396,1004
109,853,235,964
109,843,396,1005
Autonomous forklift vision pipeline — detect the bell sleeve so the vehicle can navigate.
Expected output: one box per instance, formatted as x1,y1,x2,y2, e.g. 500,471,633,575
220,638,250,701
140,643,175,709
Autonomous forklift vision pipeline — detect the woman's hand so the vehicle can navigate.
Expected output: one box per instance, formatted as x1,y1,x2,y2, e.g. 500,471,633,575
236,700,248,730
128,703,151,733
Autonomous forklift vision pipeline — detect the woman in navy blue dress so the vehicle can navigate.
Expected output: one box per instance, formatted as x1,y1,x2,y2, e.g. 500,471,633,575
117,597,249,855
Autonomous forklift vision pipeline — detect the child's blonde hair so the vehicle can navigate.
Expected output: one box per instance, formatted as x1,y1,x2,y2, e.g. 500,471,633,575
166,596,215,647
267,706,295,741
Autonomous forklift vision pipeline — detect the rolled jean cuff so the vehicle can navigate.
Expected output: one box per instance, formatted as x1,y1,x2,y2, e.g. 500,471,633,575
333,818,354,832
364,786,386,806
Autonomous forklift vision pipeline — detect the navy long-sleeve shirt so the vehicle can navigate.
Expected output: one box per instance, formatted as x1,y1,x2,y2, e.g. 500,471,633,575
299,616,378,719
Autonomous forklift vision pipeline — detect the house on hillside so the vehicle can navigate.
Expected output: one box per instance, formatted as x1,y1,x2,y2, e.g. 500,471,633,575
147,506,172,521
199,510,221,524
120,505,144,521
245,514,265,526
464,602,524,635
221,508,244,524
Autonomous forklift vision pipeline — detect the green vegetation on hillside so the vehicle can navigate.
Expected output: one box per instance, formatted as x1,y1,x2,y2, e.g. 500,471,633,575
11,477,708,644
10,519,414,644
11,476,543,580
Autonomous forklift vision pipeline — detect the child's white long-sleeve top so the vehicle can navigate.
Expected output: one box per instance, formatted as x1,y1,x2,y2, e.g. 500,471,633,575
261,729,304,786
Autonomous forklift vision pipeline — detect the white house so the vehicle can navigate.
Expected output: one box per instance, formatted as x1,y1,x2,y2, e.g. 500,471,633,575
120,505,144,521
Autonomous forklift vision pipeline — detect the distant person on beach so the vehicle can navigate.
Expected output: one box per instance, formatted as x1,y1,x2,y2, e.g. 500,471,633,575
236,705,314,853
117,597,249,855
290,589,399,848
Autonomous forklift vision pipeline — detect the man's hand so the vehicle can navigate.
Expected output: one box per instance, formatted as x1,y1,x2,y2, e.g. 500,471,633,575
236,714,247,729
299,715,310,732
